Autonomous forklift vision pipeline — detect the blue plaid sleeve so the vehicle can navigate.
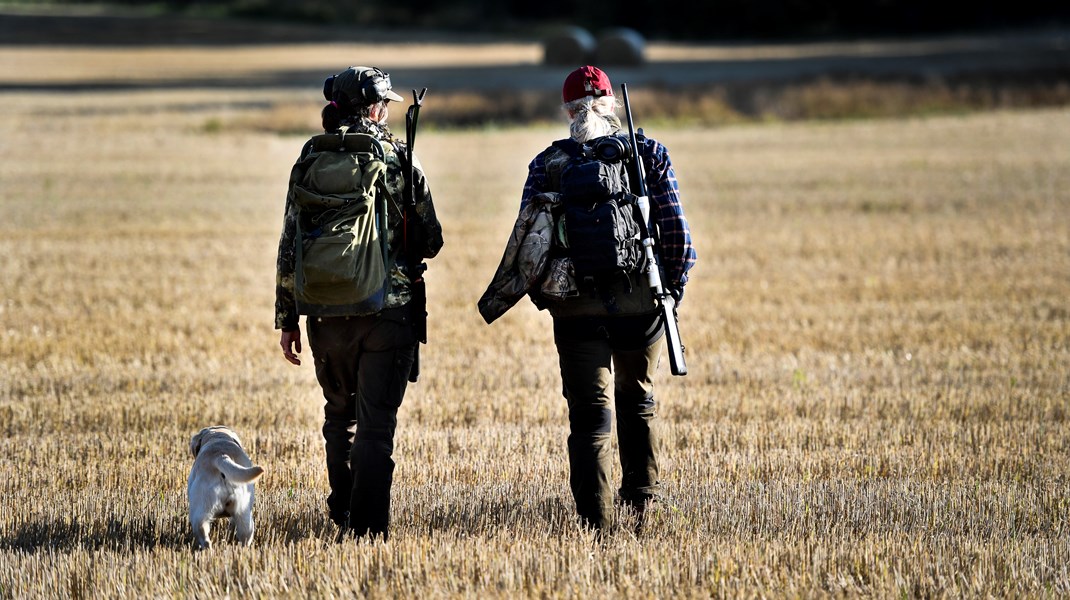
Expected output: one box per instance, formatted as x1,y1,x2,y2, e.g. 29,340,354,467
520,152,550,210
642,137,696,288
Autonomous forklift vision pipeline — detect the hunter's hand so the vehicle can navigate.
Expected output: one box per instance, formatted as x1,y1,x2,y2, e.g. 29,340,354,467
280,329,302,366
668,285,685,307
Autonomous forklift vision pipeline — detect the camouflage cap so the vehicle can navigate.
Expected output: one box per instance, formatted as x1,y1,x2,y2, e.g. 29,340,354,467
330,66,405,106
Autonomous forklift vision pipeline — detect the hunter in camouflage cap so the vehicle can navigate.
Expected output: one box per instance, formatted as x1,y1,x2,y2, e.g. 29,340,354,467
327,66,405,108
276,62,442,542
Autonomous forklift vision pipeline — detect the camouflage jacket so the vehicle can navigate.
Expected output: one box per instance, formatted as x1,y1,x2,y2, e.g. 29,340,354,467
275,120,443,331
477,191,575,324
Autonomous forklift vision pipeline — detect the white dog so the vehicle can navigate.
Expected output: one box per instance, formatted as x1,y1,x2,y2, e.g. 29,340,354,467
187,426,264,550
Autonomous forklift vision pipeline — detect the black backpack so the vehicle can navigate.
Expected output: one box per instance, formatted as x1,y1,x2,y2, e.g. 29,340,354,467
552,135,645,286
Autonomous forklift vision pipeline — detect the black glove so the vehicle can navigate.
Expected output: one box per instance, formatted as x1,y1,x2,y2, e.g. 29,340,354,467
668,285,684,306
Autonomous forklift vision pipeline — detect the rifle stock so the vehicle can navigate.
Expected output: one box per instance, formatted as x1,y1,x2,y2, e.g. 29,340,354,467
621,83,688,377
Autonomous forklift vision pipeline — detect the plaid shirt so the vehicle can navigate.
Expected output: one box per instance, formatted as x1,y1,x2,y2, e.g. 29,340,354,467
520,135,696,288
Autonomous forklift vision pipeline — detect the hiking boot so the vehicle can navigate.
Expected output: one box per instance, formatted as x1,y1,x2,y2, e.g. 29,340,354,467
618,495,659,536
334,516,353,544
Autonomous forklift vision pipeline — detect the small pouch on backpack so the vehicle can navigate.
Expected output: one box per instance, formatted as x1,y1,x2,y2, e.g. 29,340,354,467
559,160,624,202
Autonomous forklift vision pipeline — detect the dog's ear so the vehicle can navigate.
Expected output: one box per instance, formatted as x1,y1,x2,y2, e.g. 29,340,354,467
225,429,243,448
190,430,204,457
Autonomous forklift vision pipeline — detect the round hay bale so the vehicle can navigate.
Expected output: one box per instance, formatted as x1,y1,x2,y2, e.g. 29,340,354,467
595,28,646,66
543,26,596,66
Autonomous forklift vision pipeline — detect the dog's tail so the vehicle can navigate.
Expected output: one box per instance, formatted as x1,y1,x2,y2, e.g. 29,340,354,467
214,455,265,484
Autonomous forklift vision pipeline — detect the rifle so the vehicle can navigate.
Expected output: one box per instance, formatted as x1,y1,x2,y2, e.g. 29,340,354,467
405,87,428,383
620,83,688,376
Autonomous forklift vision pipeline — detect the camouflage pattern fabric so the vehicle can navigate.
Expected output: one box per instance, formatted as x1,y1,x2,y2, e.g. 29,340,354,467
478,192,578,324
540,257,578,300
276,118,443,330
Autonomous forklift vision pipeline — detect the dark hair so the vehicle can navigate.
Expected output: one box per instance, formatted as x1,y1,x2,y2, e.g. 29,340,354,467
321,98,383,132
321,101,343,131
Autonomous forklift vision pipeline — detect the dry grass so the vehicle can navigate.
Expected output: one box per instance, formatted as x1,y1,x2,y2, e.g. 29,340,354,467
1,59,1069,597
7,41,1069,129
0,43,541,84
186,78,1070,134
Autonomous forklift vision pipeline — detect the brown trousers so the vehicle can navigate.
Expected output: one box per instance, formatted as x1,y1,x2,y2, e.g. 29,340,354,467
307,306,416,539
553,313,663,530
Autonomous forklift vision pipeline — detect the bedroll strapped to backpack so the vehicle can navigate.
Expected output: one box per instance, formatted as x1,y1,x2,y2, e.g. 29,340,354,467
292,130,395,316
552,135,645,287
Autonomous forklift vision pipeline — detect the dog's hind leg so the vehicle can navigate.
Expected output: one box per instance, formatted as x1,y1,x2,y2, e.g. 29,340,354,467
190,508,212,550
193,521,212,550
234,510,255,546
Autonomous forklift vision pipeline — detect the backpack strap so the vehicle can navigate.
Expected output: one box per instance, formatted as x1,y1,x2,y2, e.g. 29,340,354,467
551,138,583,159
308,129,386,161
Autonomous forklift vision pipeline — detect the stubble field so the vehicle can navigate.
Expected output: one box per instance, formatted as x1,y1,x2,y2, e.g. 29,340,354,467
1,47,1069,597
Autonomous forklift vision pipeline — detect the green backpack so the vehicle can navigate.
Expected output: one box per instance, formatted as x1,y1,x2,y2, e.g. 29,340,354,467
292,130,396,316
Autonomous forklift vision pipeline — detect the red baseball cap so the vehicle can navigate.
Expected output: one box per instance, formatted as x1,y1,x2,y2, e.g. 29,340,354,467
562,65,614,103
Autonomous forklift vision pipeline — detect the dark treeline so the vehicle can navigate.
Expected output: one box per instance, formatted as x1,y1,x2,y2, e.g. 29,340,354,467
515,0,1070,39
54,0,1070,39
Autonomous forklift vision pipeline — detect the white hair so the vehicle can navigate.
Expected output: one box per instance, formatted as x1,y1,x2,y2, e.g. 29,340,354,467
564,95,620,143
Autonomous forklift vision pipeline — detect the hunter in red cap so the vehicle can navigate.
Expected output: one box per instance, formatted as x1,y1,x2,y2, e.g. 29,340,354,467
562,65,614,103
481,66,697,534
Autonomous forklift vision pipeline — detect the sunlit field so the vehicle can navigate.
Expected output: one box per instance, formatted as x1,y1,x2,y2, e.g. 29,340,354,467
1,48,1069,596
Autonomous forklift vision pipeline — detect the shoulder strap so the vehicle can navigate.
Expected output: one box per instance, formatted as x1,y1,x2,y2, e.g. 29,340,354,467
551,138,583,159
308,130,386,160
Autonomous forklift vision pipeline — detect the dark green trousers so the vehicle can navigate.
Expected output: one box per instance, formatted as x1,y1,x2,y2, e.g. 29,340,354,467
307,307,416,540
553,313,663,530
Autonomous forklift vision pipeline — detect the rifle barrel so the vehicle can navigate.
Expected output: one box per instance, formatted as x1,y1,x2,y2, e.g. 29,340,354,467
620,83,687,377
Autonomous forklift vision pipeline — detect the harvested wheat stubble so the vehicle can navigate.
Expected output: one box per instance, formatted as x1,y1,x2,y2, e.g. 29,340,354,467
0,77,1068,597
